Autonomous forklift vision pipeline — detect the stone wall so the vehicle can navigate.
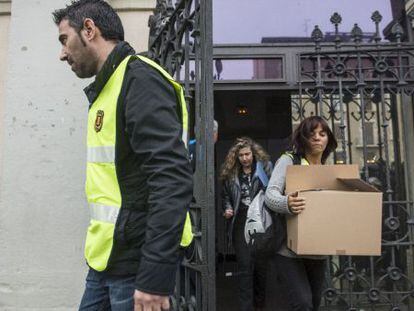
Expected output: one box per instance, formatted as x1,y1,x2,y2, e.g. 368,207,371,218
0,1,154,309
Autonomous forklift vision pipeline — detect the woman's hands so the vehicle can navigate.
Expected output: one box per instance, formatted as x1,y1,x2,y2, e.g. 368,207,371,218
287,191,306,214
223,209,234,219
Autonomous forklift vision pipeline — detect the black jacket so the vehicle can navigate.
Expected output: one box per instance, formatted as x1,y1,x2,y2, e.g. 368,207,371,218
84,42,193,295
222,161,273,241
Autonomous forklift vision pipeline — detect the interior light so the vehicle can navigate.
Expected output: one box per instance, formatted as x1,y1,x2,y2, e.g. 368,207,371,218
236,105,248,116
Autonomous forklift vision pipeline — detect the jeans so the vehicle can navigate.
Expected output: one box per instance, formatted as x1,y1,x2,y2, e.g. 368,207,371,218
79,269,136,311
233,209,268,311
274,254,326,311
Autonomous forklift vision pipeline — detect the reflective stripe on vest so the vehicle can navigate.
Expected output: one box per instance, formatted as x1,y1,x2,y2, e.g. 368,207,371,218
89,203,119,224
87,146,115,163
85,55,193,272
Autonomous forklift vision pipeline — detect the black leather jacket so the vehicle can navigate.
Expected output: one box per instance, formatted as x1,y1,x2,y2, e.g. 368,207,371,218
222,161,273,242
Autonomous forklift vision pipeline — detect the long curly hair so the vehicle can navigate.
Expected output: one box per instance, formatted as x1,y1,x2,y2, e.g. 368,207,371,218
220,137,270,181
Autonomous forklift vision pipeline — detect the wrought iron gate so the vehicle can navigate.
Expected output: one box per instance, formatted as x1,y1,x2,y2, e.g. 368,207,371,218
294,12,414,310
148,1,214,310
147,1,414,309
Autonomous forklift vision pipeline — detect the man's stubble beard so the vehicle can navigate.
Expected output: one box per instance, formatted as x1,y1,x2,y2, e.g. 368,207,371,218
74,33,98,79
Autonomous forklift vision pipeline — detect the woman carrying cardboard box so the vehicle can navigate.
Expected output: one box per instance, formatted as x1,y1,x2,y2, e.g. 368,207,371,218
265,116,337,310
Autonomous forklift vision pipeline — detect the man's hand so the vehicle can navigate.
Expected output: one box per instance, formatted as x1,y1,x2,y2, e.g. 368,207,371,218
287,191,306,214
223,209,234,219
134,290,170,311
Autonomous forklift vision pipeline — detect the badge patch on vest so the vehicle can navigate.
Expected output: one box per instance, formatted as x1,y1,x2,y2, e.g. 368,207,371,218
95,110,104,132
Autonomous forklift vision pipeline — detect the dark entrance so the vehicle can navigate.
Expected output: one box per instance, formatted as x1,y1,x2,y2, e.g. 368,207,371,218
214,88,293,272
214,89,292,311
148,1,414,310
214,89,292,163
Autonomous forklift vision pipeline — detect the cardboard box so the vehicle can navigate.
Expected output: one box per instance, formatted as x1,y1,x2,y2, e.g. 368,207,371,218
285,165,382,256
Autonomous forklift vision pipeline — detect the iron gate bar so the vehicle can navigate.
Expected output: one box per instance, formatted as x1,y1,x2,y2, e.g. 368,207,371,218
355,22,370,178
331,13,348,161
199,0,215,310
299,45,414,56
148,0,214,310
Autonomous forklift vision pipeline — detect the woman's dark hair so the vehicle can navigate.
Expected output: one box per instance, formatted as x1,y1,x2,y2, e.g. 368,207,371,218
291,116,338,164
52,0,124,42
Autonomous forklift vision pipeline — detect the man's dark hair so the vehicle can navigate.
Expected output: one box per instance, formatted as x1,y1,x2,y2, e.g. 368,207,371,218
52,0,124,42
291,116,338,164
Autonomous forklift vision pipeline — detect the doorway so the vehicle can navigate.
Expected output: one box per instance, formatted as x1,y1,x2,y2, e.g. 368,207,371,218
214,89,292,311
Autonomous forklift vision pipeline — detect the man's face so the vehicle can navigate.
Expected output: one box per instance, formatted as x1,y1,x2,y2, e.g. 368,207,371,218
58,19,98,78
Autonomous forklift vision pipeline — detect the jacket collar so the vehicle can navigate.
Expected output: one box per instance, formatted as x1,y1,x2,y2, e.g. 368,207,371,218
233,161,260,187
84,41,136,104
251,161,260,180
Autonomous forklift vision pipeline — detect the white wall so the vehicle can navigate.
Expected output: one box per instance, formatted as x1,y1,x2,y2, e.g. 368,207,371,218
0,1,11,174
119,10,154,53
110,0,156,53
0,0,154,309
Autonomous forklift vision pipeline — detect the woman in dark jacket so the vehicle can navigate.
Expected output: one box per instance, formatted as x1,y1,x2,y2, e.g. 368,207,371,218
265,116,338,311
220,137,273,311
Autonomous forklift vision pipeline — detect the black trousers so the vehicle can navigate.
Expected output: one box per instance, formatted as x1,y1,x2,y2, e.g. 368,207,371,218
274,254,326,311
233,209,268,311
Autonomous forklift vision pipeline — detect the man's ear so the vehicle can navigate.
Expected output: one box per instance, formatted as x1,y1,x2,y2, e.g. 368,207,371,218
82,18,98,41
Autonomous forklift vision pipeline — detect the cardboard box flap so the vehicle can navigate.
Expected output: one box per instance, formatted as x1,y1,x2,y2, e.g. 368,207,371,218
286,164,359,194
337,178,380,192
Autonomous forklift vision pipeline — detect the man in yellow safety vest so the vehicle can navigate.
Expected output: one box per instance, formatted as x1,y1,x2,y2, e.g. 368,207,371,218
53,1,193,310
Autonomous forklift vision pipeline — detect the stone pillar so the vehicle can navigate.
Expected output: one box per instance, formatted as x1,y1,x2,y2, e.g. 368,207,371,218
109,0,156,53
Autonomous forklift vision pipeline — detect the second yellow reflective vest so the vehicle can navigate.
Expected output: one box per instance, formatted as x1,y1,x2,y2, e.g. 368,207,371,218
85,55,193,272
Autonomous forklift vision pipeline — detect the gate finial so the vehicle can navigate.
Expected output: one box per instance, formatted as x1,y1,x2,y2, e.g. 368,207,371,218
311,25,323,42
311,25,324,52
371,11,382,43
351,23,363,44
391,22,404,43
330,12,342,25
330,12,342,47
371,11,382,24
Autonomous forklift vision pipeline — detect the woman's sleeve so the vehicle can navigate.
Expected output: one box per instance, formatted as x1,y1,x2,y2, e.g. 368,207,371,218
265,155,294,215
222,181,233,212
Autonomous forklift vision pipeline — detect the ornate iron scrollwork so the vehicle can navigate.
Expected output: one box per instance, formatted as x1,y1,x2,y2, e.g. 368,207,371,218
148,1,215,310
323,288,338,302
368,288,381,302
297,11,414,311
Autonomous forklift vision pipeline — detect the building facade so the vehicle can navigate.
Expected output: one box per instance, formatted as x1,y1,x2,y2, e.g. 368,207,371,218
0,1,155,310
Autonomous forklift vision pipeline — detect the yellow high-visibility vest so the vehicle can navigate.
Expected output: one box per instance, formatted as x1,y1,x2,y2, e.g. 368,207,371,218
85,55,193,272
285,152,310,166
